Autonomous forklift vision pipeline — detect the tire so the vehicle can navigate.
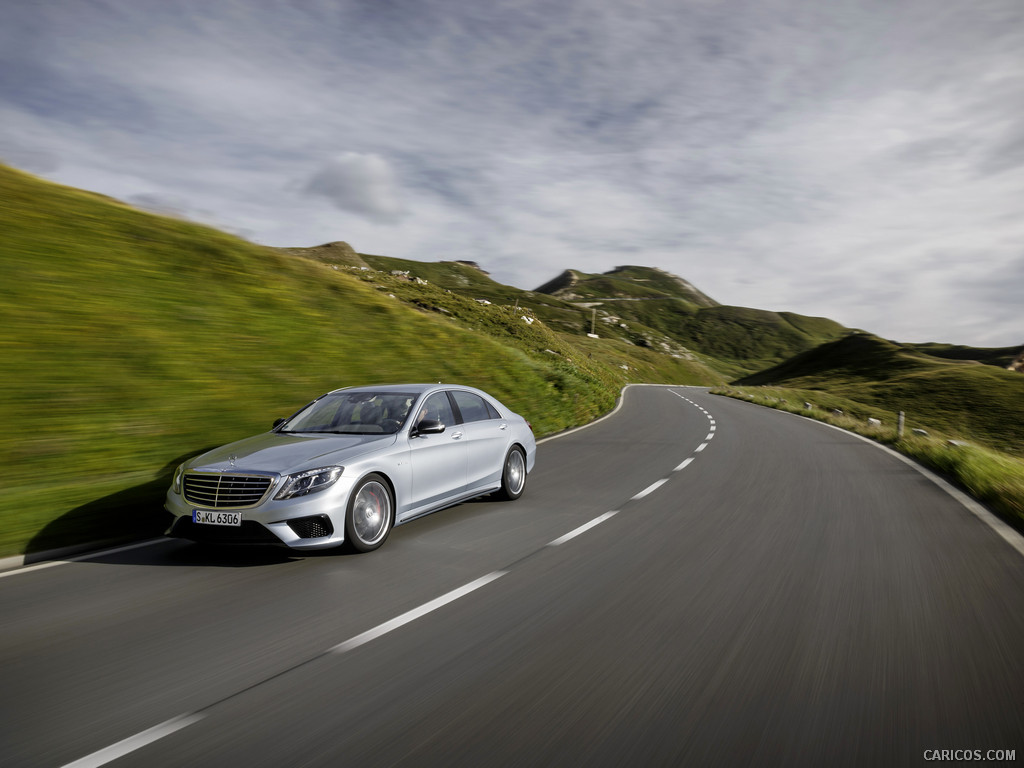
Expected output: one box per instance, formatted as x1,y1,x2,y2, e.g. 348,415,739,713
345,474,394,552
495,446,527,501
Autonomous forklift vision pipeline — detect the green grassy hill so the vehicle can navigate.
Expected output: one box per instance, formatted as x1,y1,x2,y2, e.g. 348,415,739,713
284,248,726,370
666,306,849,375
737,332,1024,456
0,163,720,557
909,342,1023,369
535,265,850,376
282,246,595,336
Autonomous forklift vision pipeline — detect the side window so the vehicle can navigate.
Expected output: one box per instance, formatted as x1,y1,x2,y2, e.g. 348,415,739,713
416,392,456,428
451,391,496,423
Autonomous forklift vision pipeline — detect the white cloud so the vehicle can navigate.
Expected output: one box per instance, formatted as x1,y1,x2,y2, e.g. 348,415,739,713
303,153,406,223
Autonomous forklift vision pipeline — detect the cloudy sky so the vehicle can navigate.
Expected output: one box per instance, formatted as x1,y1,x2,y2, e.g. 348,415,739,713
2,0,1023,346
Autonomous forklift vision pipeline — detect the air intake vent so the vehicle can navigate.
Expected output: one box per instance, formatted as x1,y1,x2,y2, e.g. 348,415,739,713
287,515,335,539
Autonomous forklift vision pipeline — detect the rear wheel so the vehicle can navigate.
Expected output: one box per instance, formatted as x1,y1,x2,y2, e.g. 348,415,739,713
496,446,527,500
345,474,393,552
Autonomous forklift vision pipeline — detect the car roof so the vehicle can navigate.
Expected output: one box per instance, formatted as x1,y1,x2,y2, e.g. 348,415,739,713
327,383,477,396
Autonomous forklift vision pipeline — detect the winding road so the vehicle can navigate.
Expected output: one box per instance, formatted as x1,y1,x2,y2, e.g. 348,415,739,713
2,386,1022,766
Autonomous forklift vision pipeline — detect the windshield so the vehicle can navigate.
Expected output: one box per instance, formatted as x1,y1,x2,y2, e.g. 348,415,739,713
280,392,416,435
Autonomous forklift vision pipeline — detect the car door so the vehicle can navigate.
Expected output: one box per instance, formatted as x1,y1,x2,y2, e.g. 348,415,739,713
403,390,468,517
450,390,510,493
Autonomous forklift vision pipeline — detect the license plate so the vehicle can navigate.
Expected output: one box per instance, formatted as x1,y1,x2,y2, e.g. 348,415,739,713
192,509,242,527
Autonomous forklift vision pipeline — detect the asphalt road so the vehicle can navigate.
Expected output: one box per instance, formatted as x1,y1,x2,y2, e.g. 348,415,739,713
2,386,1023,767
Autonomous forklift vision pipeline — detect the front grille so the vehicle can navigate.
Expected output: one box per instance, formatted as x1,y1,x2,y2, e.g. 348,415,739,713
287,515,335,539
183,473,273,508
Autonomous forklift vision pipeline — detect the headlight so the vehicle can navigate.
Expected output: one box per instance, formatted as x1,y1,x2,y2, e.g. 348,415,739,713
172,464,185,495
276,466,343,500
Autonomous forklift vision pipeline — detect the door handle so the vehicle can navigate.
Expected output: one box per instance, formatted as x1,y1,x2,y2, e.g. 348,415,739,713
499,423,508,430
451,431,464,440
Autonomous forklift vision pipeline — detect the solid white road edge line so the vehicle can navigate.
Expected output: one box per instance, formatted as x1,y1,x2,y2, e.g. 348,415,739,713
0,538,166,580
548,511,619,546
60,714,205,768
331,571,509,655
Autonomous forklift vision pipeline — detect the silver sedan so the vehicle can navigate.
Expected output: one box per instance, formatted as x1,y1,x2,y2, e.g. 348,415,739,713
165,384,536,552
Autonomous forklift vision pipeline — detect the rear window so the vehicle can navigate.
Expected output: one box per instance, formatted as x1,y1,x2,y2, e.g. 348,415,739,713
451,391,500,423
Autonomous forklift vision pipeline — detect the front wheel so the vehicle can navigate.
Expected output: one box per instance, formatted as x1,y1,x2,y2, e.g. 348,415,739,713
345,474,394,552
495,446,527,501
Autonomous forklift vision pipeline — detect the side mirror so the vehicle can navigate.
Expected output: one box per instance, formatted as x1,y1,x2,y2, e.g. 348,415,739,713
273,418,287,429
413,419,445,436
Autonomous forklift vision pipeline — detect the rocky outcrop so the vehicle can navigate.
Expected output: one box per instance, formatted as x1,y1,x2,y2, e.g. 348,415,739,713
1008,350,1024,373
534,270,581,297
278,241,368,268
450,260,489,275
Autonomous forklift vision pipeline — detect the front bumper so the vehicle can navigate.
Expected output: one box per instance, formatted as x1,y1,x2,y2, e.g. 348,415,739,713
164,474,357,550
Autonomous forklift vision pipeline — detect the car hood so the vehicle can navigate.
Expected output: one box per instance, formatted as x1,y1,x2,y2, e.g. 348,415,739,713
187,432,397,475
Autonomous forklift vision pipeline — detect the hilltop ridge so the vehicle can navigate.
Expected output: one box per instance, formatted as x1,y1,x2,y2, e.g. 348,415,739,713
535,265,719,308
528,264,848,376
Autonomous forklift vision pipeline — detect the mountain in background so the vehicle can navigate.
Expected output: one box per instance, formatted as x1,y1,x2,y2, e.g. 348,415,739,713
283,248,857,379
285,245,1022,457
533,265,851,377
909,342,1024,370
533,266,1022,375
535,266,719,308
282,242,1022,389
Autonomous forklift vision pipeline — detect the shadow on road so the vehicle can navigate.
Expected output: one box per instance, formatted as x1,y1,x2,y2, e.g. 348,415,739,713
84,539,314,568
24,450,211,563
24,454,512,568
24,447,360,568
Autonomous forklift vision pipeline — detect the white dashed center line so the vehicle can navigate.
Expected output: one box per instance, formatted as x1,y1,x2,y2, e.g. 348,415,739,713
547,511,619,546
331,571,509,654
60,715,205,768
632,478,670,500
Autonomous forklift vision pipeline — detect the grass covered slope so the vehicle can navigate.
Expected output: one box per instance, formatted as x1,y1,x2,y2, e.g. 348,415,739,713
307,253,726,389
910,342,1024,369
536,265,850,376
670,306,849,375
737,332,1024,456
285,247,728,377
0,164,719,557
